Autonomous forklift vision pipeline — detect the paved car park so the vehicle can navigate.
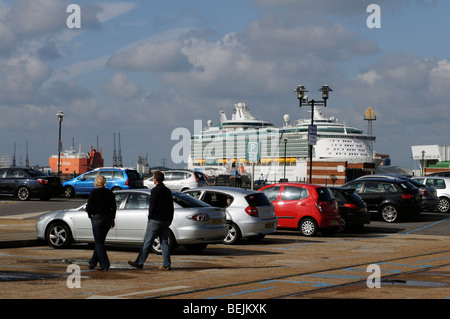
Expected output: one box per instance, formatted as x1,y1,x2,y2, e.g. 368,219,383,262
0,198,449,306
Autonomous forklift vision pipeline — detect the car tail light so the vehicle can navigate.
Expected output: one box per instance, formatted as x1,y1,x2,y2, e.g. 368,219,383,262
420,189,428,196
245,205,259,217
344,203,357,209
402,194,413,199
315,202,323,212
125,179,129,185
194,173,198,182
38,179,48,185
187,214,209,221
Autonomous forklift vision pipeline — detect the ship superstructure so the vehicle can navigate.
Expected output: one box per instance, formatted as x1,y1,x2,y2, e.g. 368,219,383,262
49,145,104,175
188,102,377,182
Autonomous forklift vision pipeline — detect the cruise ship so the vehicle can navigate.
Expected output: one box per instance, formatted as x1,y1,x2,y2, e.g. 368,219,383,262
187,102,378,182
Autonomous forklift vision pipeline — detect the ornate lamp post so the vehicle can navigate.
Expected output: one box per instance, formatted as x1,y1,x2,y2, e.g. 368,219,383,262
294,85,333,183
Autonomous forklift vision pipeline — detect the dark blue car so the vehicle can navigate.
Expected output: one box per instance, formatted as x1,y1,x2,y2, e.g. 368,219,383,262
62,167,144,198
0,167,62,201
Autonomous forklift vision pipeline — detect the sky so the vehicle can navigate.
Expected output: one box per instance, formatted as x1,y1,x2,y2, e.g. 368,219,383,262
1,0,450,170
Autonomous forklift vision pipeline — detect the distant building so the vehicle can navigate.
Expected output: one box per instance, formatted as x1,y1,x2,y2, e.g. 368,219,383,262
411,145,450,175
137,154,150,176
0,155,10,168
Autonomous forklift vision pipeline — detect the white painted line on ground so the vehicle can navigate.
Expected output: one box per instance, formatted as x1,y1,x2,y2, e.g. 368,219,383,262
87,285,191,299
0,212,48,219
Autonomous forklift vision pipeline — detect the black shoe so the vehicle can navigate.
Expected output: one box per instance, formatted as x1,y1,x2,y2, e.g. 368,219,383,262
128,260,143,269
88,265,96,270
98,267,109,271
158,265,171,271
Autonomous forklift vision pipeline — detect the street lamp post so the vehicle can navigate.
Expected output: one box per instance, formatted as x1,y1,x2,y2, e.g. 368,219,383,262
56,111,64,177
294,85,333,184
283,137,288,181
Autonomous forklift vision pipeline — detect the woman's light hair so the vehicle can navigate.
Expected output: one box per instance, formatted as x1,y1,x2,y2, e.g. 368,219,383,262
94,174,107,187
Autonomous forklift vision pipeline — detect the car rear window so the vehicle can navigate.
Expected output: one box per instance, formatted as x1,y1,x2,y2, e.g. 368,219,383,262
316,187,335,201
194,172,207,181
245,193,271,206
24,169,47,177
399,181,417,190
173,192,210,208
341,189,363,202
125,170,142,180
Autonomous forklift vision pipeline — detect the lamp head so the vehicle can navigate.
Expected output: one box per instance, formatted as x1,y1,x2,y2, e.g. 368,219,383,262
319,85,333,100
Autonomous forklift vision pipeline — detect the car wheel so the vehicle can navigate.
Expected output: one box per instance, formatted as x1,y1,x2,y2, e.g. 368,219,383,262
16,186,31,201
151,231,175,255
111,186,121,191
380,204,399,223
338,217,347,233
223,221,242,244
438,197,450,213
46,222,72,249
63,186,75,198
299,217,318,237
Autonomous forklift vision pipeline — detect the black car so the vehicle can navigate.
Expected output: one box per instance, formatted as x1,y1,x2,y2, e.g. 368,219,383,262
353,174,439,212
0,167,62,201
342,178,424,223
329,187,370,232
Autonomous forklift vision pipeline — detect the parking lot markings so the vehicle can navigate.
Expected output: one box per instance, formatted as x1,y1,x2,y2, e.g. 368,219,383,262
259,279,332,288
205,287,275,299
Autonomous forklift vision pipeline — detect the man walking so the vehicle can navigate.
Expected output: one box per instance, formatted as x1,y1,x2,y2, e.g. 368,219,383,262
128,170,174,270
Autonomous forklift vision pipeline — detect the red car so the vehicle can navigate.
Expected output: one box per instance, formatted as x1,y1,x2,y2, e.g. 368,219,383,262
258,183,340,236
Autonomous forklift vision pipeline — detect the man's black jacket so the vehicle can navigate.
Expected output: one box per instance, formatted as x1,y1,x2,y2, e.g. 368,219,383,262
149,183,174,223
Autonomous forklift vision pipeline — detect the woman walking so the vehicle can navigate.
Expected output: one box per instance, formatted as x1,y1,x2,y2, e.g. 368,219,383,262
86,175,116,271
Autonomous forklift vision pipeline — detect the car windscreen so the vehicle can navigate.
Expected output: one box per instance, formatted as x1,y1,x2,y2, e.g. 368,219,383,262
173,192,210,208
245,193,272,206
407,179,426,188
317,187,335,201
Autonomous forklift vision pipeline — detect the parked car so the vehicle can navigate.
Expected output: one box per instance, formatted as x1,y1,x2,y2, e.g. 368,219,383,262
0,167,62,201
427,171,450,177
342,178,424,222
63,167,144,198
329,187,370,232
36,189,227,253
144,170,208,191
183,186,277,244
412,176,450,213
258,183,340,237
355,174,438,212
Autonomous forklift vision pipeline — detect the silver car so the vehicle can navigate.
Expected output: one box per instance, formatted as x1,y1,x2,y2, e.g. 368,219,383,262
36,189,227,253
183,186,277,244
412,176,450,213
144,170,208,191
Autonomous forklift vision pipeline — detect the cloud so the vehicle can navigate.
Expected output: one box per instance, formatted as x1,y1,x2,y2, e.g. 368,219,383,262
9,0,67,37
102,72,142,99
252,0,430,16
107,39,192,72
342,53,450,157
0,54,52,103
356,70,381,85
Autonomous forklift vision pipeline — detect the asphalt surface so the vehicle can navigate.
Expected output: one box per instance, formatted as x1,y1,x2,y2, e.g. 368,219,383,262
0,197,449,314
